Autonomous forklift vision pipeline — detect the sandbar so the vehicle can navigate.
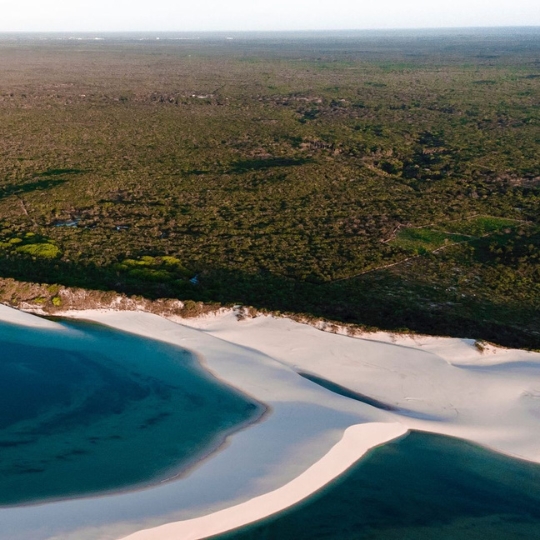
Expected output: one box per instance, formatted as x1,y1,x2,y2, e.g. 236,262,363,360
1,305,539,540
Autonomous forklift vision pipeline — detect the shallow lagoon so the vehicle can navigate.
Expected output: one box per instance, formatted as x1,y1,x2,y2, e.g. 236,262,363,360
217,431,540,540
3,312,540,540
0,318,262,506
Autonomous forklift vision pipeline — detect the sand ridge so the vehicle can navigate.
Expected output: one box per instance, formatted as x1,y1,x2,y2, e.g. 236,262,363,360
181,310,540,462
1,306,539,540
121,423,406,540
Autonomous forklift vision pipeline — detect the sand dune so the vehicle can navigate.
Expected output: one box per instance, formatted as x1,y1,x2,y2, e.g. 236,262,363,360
180,310,540,463
121,423,406,540
1,305,539,540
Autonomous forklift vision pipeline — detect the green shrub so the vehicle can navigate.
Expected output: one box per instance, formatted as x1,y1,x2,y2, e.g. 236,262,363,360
16,243,61,259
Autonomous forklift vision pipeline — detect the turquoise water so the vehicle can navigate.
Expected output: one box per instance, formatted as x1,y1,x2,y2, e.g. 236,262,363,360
216,431,540,540
0,319,262,506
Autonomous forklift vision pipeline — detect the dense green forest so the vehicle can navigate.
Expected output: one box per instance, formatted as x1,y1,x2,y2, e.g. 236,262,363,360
0,29,539,347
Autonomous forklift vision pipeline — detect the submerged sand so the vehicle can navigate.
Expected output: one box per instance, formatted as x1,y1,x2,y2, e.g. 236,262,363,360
1,306,539,540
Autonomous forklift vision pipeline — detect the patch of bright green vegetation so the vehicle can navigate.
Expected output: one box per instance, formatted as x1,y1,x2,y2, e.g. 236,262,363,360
392,216,526,255
437,216,522,237
392,228,470,254
15,243,61,259
114,256,192,283
0,230,61,259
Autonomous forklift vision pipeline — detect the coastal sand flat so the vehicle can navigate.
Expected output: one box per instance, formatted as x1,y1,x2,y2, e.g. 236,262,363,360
121,423,406,540
0,303,60,329
181,310,540,462
0,307,401,540
1,306,539,539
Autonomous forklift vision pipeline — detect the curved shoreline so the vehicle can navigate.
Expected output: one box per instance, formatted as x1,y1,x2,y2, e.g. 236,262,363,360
0,313,268,510
0,307,395,540
1,305,540,540
1,403,271,511
120,423,407,540
180,309,540,463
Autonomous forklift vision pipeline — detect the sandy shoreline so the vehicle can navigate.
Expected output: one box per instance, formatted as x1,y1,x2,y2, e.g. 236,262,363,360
179,309,540,463
1,305,540,539
121,423,406,540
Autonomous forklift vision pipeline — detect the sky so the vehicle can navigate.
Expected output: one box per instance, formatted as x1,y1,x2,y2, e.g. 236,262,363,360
0,0,538,32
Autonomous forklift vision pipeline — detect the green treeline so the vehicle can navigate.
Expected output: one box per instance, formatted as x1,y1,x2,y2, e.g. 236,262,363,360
0,30,538,347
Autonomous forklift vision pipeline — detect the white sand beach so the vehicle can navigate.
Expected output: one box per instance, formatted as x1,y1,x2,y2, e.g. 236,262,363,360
1,305,539,540
121,423,404,540
179,309,540,462
0,303,59,329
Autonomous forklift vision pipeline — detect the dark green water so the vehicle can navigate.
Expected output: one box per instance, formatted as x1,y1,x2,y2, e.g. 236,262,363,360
0,319,262,506
216,431,540,540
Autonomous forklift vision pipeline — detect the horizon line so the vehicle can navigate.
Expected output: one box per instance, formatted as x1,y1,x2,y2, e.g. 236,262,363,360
1,25,539,34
